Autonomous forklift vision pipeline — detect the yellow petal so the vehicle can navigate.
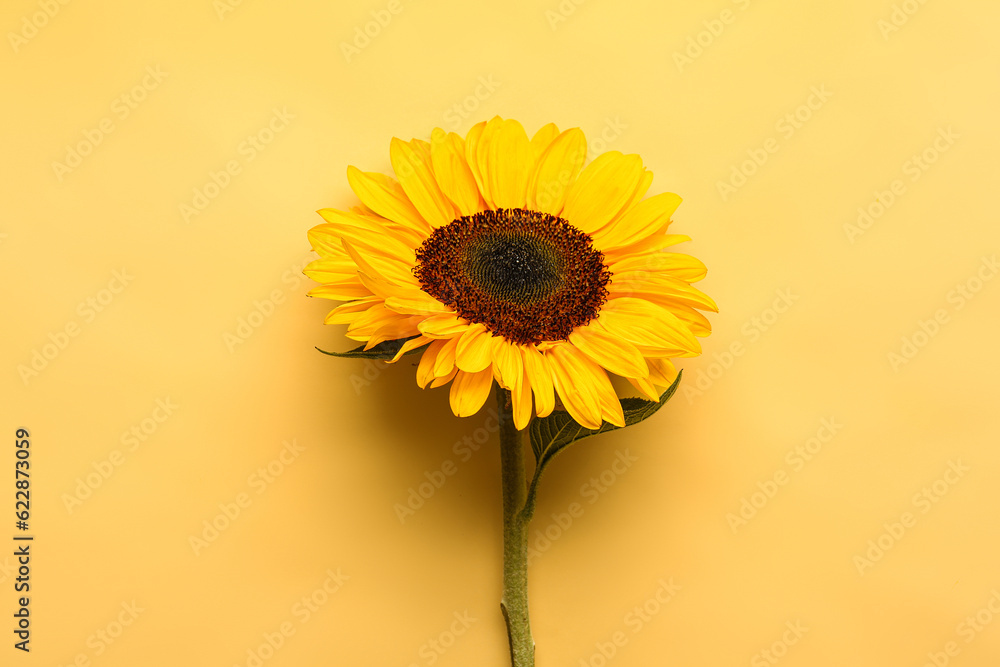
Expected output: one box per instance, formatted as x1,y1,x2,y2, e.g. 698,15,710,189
568,321,649,379
561,152,646,234
307,224,349,258
323,297,381,325
390,137,457,228
464,120,492,208
433,335,461,377
648,358,678,387
307,281,372,300
355,271,401,300
430,366,458,388
529,122,560,160
485,119,532,209
346,302,394,334
618,170,654,218
416,339,448,389
304,256,357,283
347,306,423,349
455,323,494,372
475,117,506,200
512,358,533,431
350,204,427,248
521,344,555,418
340,239,418,287
656,302,713,337
384,292,452,316
430,128,484,217
490,337,523,390
627,376,661,402
608,273,718,312
346,167,431,235
605,234,692,262
382,221,427,250
363,278,448,315
608,251,707,283
594,383,625,428
597,297,702,355
545,344,603,429
315,209,417,264
591,170,654,242
362,276,449,315
390,334,433,362
417,312,470,339
349,204,376,216
552,343,624,427
526,128,587,215
593,192,682,250
449,368,495,417
634,345,698,360
363,315,423,350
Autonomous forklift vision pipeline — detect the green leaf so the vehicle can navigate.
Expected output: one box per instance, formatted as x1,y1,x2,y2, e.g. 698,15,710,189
529,370,683,467
315,336,427,361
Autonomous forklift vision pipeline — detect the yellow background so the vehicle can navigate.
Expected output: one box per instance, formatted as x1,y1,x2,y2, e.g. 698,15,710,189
2,0,999,664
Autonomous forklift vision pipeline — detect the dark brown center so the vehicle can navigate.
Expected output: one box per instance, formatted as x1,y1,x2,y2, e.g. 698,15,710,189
413,208,611,345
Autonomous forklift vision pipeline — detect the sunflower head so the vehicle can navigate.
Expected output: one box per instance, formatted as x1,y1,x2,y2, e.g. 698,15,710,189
306,116,717,431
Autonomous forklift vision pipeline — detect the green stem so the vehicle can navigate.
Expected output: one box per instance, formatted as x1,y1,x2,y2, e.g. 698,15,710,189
521,467,542,525
496,386,535,667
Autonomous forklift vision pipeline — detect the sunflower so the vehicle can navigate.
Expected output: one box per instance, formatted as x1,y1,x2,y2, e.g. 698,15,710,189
306,116,716,430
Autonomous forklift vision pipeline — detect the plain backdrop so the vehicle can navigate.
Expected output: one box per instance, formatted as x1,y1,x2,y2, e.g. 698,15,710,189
2,0,999,665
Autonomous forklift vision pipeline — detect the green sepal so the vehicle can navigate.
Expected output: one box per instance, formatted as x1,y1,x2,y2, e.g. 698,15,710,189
315,335,427,361
529,370,683,466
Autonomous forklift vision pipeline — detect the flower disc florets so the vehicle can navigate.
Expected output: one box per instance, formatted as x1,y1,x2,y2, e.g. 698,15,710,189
413,208,611,345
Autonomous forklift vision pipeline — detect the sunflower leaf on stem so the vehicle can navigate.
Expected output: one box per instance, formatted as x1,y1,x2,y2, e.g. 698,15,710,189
521,371,683,520
315,336,427,361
